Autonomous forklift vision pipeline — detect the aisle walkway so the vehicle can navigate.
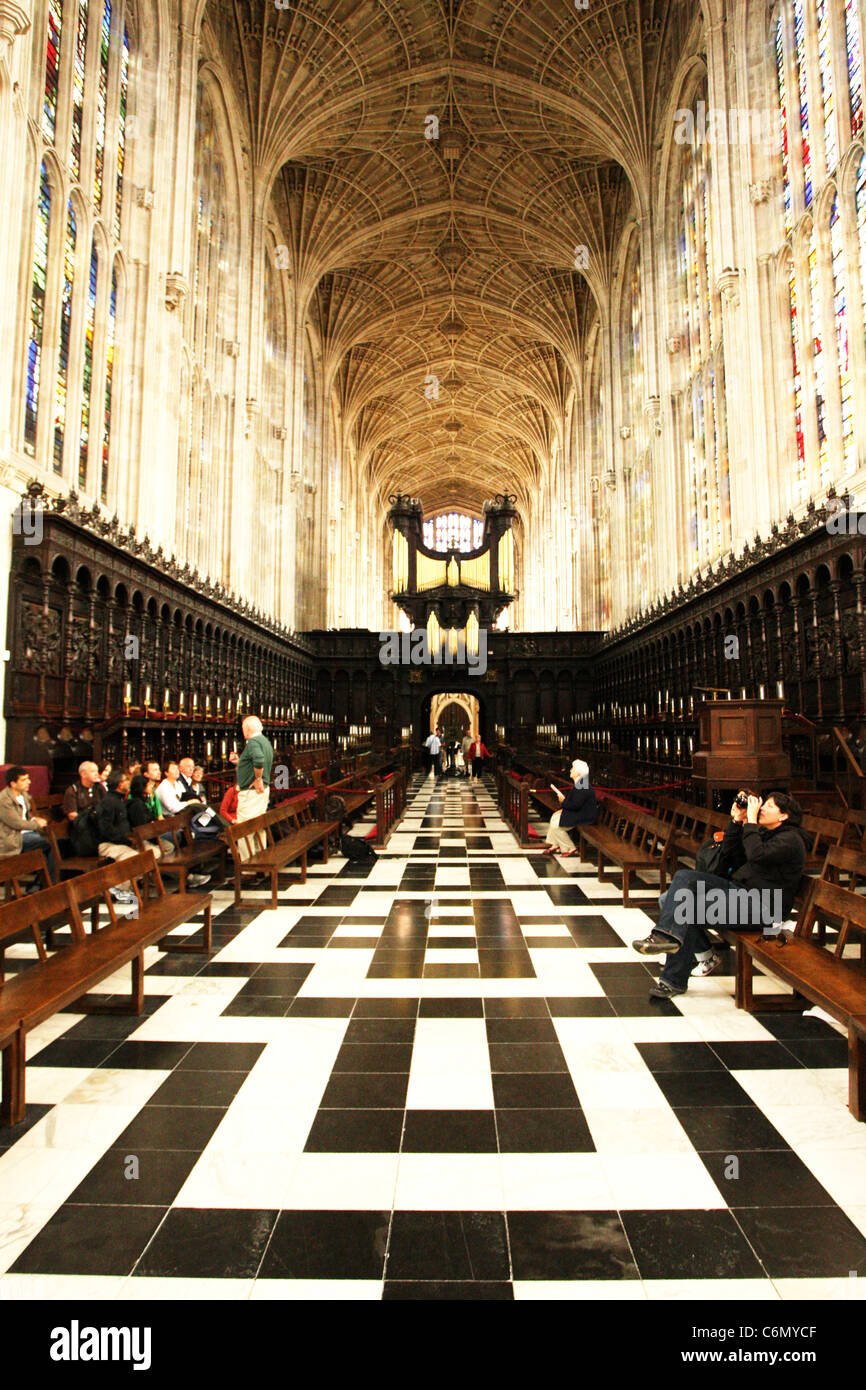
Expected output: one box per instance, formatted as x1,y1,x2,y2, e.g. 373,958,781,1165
1,772,865,1300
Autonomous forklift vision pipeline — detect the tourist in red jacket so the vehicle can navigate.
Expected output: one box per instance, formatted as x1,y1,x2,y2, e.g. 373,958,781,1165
468,737,490,781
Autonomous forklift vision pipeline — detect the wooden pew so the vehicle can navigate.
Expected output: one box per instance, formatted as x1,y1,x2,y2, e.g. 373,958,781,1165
43,815,107,879
577,799,674,906
800,813,846,873
0,851,212,1124
733,877,866,1120
131,806,227,892
224,797,340,907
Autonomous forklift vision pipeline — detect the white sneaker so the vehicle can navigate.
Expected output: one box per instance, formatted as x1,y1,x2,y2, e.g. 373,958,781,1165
109,887,136,905
187,873,211,888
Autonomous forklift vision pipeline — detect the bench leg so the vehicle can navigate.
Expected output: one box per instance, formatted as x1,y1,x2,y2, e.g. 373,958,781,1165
160,899,212,954
597,852,604,884
735,942,753,1010
271,871,278,910
1,1028,25,1126
234,866,242,907
322,835,329,865
849,1024,866,1122
130,950,144,1012
300,851,307,885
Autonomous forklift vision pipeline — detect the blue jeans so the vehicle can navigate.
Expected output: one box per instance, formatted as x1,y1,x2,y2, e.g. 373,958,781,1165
656,868,779,991
21,830,55,884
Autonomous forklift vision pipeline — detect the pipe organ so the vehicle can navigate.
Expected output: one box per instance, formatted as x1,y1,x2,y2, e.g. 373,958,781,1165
388,494,517,644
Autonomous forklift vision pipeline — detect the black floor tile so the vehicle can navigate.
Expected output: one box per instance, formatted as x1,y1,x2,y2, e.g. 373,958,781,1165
622,1209,765,1280
315,887,360,906
782,1038,850,1068
12,1203,167,1276
652,1070,756,1107
709,1040,804,1071
497,1108,595,1153
176,1042,265,1071
383,1278,511,1301
97,1040,192,1071
637,1042,727,1073
30,1038,120,1069
68,1147,199,1206
134,1207,278,1279
590,962,657,995
733,1206,866,1278
259,1210,390,1280
145,955,208,976
507,1211,636,1281
368,963,424,979
524,936,577,949
352,998,420,1018
320,1072,409,1109
232,976,303,997
424,962,480,978
564,918,625,948
702,1149,836,1206
752,1011,843,1041
304,1108,403,1152
198,962,258,978
343,1018,416,1045
543,885,592,906
221,995,289,1017
287,997,357,1017
402,1110,498,1153
488,1042,568,1073
42,1011,144,1042
387,1212,509,1281
254,962,316,980
147,1069,246,1107
0,1103,52,1148
419,998,484,1018
113,1104,227,1151
611,995,682,1017
491,1072,581,1109
485,1018,559,1043
546,997,616,1017
673,1105,791,1152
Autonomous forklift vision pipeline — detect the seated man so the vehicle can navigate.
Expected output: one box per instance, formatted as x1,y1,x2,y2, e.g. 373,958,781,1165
62,760,105,857
633,791,809,998
0,765,55,881
157,761,201,816
177,757,203,802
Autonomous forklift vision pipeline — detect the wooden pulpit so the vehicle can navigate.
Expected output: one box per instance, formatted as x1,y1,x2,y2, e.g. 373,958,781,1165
691,700,791,808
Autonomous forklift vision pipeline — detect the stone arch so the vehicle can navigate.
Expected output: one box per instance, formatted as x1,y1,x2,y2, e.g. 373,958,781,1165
429,691,479,738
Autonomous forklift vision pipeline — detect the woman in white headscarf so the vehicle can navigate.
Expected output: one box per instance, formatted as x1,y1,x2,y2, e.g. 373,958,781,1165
541,758,598,857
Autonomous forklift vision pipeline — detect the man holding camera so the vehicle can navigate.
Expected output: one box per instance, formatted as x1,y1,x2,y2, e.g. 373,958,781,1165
633,790,810,998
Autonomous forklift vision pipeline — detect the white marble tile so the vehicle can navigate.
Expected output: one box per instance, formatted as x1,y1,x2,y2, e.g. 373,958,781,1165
251,1279,383,1300
842,1205,866,1240
794,1147,866,1206
774,1277,866,1299
174,1150,300,1208
569,1071,672,1110
285,1153,400,1210
583,1106,694,1155
394,1153,504,1210
13,1101,141,1152
20,1066,98,1105
56,1067,170,1109
644,1278,780,1301
405,1068,495,1109
500,1153,614,1210
0,1273,129,1299
602,1152,726,1209
122,1277,255,1300
732,1067,848,1110
0,1145,103,1208
514,1280,646,1300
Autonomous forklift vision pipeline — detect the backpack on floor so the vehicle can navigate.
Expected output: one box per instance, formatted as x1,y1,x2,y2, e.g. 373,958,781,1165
340,831,376,863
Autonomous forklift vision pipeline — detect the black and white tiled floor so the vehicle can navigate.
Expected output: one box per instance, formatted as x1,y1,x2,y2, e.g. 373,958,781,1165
1,772,865,1300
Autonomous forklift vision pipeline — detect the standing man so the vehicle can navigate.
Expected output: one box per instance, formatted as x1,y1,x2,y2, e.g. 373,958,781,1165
0,766,55,879
461,730,474,778
423,727,441,779
234,716,274,854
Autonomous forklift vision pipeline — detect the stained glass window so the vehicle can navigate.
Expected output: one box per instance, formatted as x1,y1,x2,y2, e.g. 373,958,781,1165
114,24,130,238
93,0,111,208
788,258,806,497
847,0,863,138
423,514,483,552
53,202,76,473
776,11,793,237
830,194,855,473
808,225,828,485
101,264,116,501
856,156,866,339
794,0,812,206
43,0,62,143
24,164,51,456
817,0,838,172
71,0,88,182
79,241,98,488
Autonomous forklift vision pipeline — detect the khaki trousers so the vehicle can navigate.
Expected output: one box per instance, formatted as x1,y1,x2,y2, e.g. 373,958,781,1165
235,786,270,861
545,810,576,853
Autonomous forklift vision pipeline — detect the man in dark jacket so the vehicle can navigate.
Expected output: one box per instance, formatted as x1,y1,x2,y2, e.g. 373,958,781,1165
633,791,810,997
94,770,137,862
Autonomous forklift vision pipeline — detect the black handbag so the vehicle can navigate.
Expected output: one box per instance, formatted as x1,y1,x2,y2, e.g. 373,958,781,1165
694,834,729,876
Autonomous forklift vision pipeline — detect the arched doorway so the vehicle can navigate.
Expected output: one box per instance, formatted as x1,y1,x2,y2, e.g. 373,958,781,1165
429,691,479,739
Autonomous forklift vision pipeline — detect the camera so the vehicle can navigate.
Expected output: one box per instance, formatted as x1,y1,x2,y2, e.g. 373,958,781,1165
734,791,752,809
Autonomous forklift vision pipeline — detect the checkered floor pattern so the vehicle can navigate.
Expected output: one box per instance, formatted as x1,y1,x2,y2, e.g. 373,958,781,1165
1,772,865,1300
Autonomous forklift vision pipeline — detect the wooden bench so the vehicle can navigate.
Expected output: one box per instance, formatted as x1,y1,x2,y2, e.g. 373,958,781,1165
225,797,340,907
665,803,730,870
733,877,866,1120
131,806,227,892
43,815,107,879
578,800,674,907
800,813,846,874
0,850,212,1125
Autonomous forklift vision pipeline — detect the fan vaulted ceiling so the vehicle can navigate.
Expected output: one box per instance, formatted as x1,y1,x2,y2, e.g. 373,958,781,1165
203,0,702,516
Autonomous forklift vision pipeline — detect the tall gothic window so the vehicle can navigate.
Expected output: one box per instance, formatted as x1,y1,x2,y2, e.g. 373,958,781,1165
675,84,729,568
774,1,865,496
422,514,483,552
24,0,132,499
587,326,610,629
178,80,239,581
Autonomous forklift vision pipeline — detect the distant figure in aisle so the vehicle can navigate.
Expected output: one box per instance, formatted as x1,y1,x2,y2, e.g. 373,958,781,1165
468,734,490,781
461,731,474,777
542,759,598,857
423,728,441,778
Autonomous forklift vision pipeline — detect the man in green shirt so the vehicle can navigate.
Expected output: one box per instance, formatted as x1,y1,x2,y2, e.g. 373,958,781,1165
234,715,274,859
